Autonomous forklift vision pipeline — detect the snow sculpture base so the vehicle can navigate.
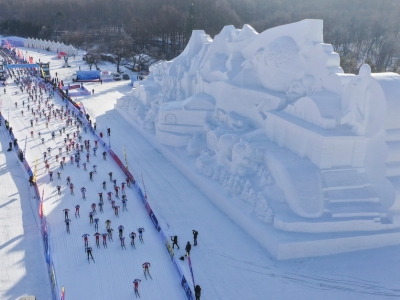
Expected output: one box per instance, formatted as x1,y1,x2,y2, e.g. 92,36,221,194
268,222,400,260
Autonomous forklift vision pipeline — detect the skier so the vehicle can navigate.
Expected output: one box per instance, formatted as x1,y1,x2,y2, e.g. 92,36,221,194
65,218,71,233
102,233,108,248
93,165,97,173
114,186,120,198
83,162,87,171
108,172,113,181
193,230,198,246
107,191,113,200
57,171,61,180
63,208,70,220
114,205,120,217
98,192,103,203
98,202,104,213
94,218,99,230
107,228,114,241
91,203,97,214
70,183,74,195
81,187,86,199
57,185,61,195
195,285,201,300
105,219,112,230
49,171,53,181
93,147,97,156
82,233,90,246
129,232,136,247
121,182,126,194
185,241,192,257
138,228,145,243
66,176,71,185
94,232,101,248
89,212,94,225
75,204,80,218
102,181,106,190
85,246,94,262
126,177,131,187
133,279,141,298
142,262,152,279
120,236,126,249
102,151,107,160
118,225,124,238
89,171,94,181
86,153,90,162
171,235,179,249
122,196,128,211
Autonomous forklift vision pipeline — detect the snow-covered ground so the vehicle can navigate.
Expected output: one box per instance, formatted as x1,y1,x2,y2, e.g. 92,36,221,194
1,46,400,300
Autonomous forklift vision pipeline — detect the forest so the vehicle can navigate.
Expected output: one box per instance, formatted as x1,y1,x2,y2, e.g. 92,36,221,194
0,0,399,73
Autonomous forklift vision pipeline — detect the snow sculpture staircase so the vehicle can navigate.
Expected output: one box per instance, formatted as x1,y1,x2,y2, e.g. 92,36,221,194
321,168,386,221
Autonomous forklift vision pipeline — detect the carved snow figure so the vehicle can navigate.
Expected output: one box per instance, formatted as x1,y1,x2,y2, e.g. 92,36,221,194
216,134,240,170
231,141,256,176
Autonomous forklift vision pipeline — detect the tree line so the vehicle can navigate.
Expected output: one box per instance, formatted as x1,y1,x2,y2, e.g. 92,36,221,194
0,0,399,73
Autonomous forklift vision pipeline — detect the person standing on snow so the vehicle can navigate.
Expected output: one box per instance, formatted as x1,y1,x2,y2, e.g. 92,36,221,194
195,285,201,300
81,187,86,199
192,230,198,246
185,241,192,257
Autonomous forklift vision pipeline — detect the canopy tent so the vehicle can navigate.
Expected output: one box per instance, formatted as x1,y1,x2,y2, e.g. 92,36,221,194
67,44,78,56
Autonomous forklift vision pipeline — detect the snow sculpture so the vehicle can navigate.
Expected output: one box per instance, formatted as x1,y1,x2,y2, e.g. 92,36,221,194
117,19,400,258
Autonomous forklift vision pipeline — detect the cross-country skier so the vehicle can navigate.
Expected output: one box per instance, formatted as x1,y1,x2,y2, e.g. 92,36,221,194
75,205,80,217
70,183,74,195
108,172,113,181
122,196,127,211
82,233,90,246
98,192,103,202
129,232,136,247
126,178,131,187
171,235,179,249
118,225,124,238
57,171,61,180
105,219,112,230
65,218,71,233
102,151,107,160
63,208,70,219
114,186,120,198
102,233,108,248
102,181,106,190
121,182,126,194
142,262,152,279
89,171,94,181
94,218,99,230
107,228,113,241
57,185,61,195
86,153,90,162
49,171,53,181
138,228,145,243
89,212,94,224
111,200,116,209
93,165,97,173
120,236,126,249
94,232,101,248
66,176,71,185
107,191,113,200
81,187,86,199
133,279,141,298
114,206,120,217
98,202,104,213
91,203,97,214
83,162,87,171
85,246,94,262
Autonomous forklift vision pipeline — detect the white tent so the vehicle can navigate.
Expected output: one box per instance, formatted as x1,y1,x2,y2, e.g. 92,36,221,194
59,43,68,53
67,44,78,56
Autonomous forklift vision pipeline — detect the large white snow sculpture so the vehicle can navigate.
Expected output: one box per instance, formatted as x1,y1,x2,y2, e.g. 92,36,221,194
117,19,400,258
